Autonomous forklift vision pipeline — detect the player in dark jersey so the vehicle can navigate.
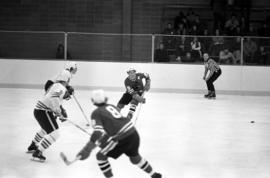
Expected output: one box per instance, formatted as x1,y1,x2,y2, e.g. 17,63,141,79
76,89,162,178
203,53,222,99
117,68,151,119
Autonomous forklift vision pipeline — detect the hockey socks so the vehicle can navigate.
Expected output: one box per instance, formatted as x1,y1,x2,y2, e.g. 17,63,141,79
33,129,47,144
135,158,154,176
127,104,137,119
97,159,113,178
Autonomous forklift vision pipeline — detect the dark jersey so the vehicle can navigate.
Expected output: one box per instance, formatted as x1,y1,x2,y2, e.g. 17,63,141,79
91,104,134,141
124,73,150,95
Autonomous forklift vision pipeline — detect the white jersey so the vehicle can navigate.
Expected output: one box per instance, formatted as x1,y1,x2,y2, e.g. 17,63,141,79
35,83,67,115
51,69,72,84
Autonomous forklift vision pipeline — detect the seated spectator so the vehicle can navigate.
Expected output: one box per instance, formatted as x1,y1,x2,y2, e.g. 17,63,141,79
56,44,71,59
224,14,239,35
257,22,270,37
189,25,200,36
190,37,202,62
175,23,187,35
180,52,193,63
154,43,170,63
209,29,224,59
162,22,175,35
234,26,243,36
230,37,241,64
200,29,211,53
162,22,176,53
186,8,196,25
254,46,268,65
175,36,190,62
219,48,236,64
174,11,185,29
243,37,258,64
246,25,257,36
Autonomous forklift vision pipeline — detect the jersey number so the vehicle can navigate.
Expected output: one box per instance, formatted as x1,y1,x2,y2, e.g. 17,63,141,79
106,106,122,119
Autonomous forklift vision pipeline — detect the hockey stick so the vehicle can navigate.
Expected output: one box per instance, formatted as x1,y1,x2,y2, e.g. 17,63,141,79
60,152,81,166
72,94,90,126
66,119,92,136
133,92,145,126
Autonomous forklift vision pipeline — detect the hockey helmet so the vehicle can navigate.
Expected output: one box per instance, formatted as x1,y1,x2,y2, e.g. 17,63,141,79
91,89,107,104
126,68,136,74
55,70,71,83
65,61,77,72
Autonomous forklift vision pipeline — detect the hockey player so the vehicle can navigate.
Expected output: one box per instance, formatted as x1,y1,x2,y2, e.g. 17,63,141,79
76,89,162,178
44,61,78,98
27,72,71,162
203,53,222,99
117,68,151,119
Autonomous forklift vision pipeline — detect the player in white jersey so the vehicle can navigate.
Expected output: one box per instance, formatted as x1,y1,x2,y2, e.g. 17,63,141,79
27,72,70,162
44,61,78,99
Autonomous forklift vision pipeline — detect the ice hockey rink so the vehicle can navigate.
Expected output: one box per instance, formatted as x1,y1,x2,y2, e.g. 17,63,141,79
1,88,270,178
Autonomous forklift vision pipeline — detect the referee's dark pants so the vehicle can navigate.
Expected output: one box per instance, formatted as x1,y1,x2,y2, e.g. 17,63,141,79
206,69,222,92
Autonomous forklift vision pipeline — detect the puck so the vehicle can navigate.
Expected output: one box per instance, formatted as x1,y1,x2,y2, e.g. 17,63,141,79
250,121,255,123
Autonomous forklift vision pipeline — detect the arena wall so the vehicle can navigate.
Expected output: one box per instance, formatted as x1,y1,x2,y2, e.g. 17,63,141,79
0,59,270,95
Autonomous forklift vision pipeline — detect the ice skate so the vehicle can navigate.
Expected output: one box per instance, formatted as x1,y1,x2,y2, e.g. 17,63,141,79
204,91,211,98
152,172,162,178
26,141,38,153
32,149,46,162
207,92,216,99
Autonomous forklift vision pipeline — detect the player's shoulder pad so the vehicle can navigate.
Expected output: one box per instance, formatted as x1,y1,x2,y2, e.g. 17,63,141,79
91,108,100,120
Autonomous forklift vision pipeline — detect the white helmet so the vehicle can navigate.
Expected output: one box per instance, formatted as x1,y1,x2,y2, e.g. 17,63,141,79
91,89,107,104
65,61,77,71
55,70,71,83
126,68,136,74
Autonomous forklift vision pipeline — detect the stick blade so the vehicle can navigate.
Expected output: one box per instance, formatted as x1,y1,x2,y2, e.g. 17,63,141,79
60,152,70,165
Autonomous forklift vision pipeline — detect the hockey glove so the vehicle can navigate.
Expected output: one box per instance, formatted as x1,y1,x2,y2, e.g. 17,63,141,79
144,80,151,91
60,105,68,118
59,116,67,122
77,141,96,160
63,91,71,100
66,85,74,95
133,94,146,103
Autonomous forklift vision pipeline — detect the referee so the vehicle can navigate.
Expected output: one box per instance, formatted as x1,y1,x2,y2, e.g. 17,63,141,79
203,53,222,99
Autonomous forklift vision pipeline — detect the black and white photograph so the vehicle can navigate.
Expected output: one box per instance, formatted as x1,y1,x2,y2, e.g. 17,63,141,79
1,0,270,178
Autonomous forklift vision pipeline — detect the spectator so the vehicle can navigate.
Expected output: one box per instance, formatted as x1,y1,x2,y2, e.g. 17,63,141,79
186,8,197,25
224,14,239,35
234,26,242,36
162,22,174,35
257,22,270,37
174,11,185,29
154,43,170,63
192,15,204,34
243,37,258,64
246,25,257,36
209,29,224,59
162,22,176,52
175,23,186,35
175,36,190,62
239,15,247,34
189,24,200,36
200,28,211,53
56,44,71,59
219,48,236,64
190,37,202,62
254,46,268,65
231,37,241,64
181,52,193,63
